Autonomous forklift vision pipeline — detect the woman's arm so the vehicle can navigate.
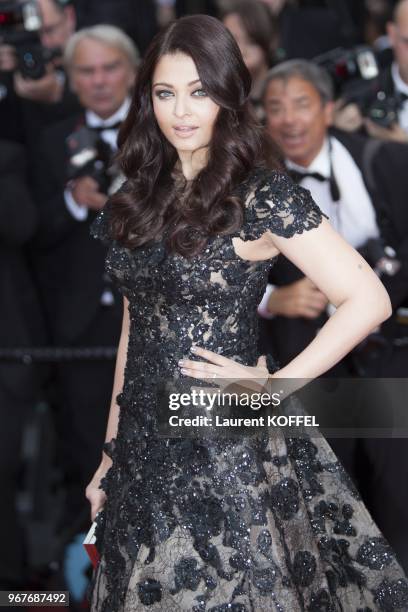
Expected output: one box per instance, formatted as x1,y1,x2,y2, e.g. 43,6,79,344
101,296,130,467
86,296,130,519
179,219,391,387
267,219,392,379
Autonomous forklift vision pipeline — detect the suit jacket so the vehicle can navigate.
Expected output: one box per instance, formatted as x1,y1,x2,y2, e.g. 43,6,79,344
0,71,81,146
261,129,408,367
30,113,122,345
22,75,81,151
376,65,395,96
0,140,47,399
0,74,25,144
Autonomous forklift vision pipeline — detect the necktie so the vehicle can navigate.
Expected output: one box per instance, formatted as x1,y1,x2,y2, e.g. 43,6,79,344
288,168,341,203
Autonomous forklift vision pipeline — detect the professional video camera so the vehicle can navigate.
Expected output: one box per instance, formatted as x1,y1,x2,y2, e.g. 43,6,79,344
0,0,61,79
66,126,120,195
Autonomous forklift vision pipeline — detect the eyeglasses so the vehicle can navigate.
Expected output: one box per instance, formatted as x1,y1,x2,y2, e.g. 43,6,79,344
40,17,65,38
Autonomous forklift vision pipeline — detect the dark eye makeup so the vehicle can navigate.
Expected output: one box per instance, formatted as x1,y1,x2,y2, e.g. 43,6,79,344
153,87,208,99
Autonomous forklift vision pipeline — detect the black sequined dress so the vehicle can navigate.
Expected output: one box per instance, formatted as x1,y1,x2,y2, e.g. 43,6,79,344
89,168,408,611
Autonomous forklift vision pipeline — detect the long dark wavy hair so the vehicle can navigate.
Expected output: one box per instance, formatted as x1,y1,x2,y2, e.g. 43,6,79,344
109,14,275,256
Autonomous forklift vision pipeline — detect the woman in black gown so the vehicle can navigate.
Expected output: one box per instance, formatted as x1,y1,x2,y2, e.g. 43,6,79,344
86,14,408,611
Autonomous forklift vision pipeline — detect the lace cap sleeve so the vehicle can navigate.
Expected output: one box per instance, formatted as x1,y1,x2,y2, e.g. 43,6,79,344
90,200,114,246
250,169,329,238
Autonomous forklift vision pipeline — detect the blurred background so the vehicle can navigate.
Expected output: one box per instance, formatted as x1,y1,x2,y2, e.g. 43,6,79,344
1,0,408,609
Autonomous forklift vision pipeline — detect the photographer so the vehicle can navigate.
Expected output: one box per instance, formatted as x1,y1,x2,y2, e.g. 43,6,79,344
258,59,408,569
0,0,79,143
368,0,408,140
30,25,139,537
333,0,408,143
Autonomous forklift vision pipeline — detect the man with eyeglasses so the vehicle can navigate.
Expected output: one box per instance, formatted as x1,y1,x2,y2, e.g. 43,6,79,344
0,0,80,143
13,0,76,104
344,0,408,144
383,0,408,133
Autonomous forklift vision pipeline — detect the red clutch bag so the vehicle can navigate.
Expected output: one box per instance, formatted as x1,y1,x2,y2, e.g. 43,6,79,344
83,521,100,569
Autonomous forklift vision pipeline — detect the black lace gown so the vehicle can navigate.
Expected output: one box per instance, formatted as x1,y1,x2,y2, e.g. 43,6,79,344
89,168,408,611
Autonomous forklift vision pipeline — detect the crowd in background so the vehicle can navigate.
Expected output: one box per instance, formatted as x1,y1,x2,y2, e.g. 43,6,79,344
1,0,408,609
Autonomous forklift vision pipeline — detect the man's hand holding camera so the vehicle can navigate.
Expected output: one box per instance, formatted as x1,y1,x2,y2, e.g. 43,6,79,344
13,62,64,104
0,43,17,72
0,38,63,103
0,0,75,103
69,176,107,211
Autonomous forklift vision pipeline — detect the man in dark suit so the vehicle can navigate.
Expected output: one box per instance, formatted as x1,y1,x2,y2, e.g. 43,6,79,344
0,0,80,144
355,0,408,143
259,58,408,570
31,25,139,531
380,0,408,133
0,140,46,588
260,59,408,375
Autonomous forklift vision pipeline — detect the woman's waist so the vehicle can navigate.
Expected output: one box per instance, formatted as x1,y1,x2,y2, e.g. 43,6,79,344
130,317,259,353
127,338,260,368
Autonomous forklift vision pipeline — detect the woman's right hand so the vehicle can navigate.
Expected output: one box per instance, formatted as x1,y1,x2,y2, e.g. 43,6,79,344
85,460,111,521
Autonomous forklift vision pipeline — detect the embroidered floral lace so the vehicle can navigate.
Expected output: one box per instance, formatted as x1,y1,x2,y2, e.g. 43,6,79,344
89,168,408,611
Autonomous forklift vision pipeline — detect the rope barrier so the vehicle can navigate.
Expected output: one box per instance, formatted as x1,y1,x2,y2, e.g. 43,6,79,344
0,347,117,363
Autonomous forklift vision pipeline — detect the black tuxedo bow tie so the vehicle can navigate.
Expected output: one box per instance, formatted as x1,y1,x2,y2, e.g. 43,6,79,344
287,167,341,202
288,169,327,183
87,121,122,133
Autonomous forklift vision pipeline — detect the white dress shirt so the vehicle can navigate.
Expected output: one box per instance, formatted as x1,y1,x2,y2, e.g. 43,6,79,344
391,61,408,133
258,135,380,318
286,136,379,248
64,97,131,221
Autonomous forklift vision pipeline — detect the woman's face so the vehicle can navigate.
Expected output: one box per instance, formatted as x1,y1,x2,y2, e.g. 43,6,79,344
152,52,220,157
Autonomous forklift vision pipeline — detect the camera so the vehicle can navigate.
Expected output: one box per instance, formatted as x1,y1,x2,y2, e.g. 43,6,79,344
66,126,119,195
358,238,401,278
314,46,379,96
0,1,61,79
313,46,406,128
339,79,406,129
364,91,405,129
